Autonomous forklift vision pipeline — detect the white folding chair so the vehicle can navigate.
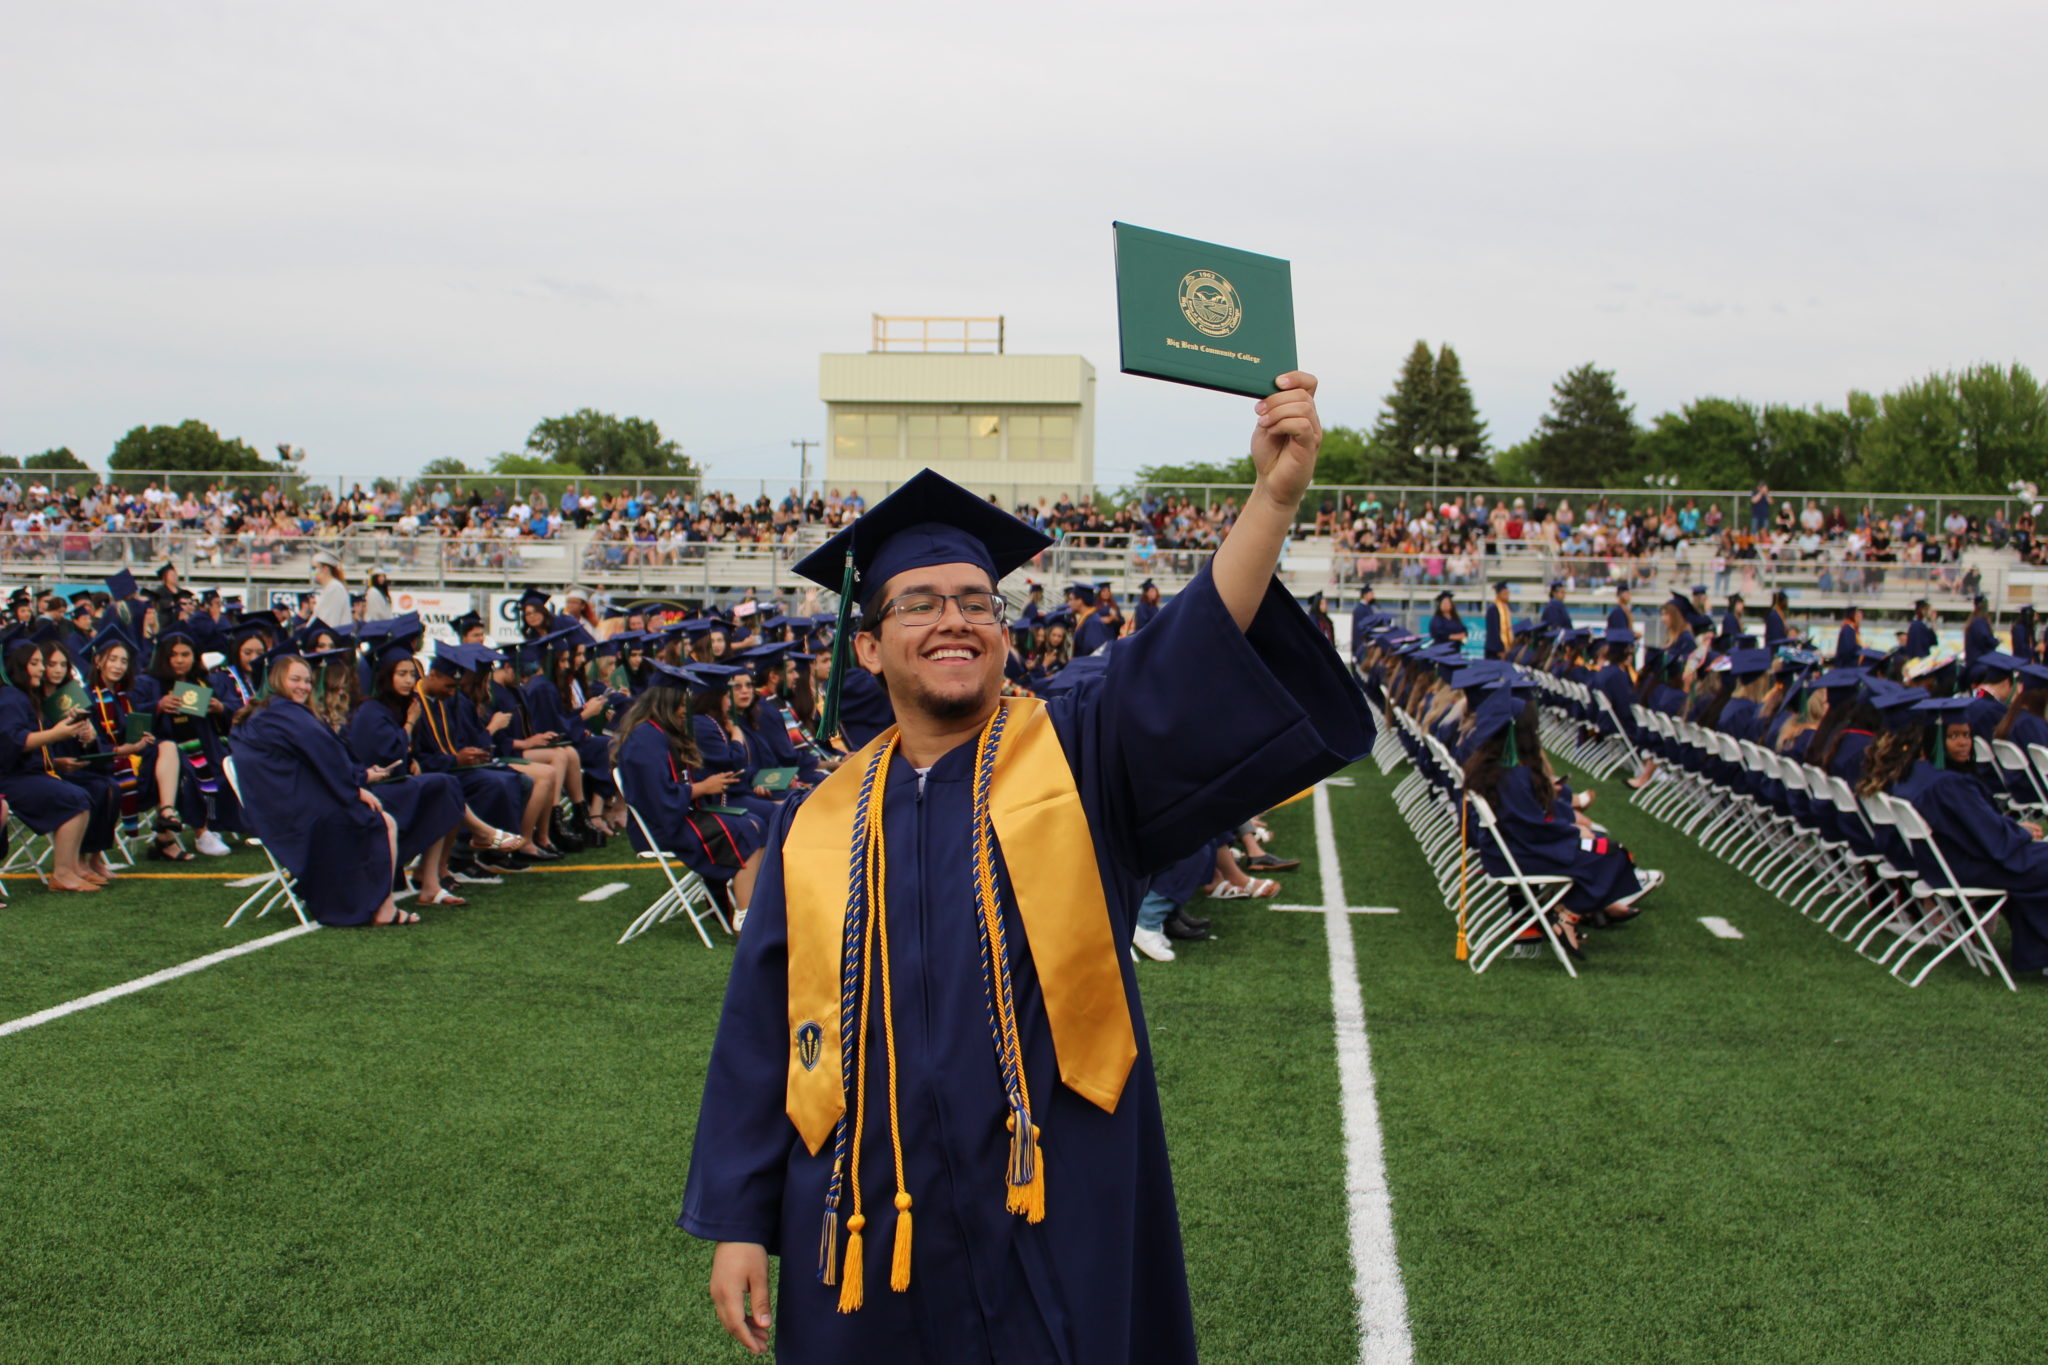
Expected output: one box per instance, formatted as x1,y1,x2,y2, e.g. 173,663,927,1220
1875,794,2017,990
219,756,310,928
614,767,731,947
1461,793,1580,978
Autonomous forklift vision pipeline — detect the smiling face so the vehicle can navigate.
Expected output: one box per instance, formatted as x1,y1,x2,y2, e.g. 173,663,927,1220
852,562,1005,724
236,635,266,669
282,661,313,705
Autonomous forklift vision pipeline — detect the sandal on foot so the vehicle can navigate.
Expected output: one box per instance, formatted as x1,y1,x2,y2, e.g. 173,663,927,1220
153,805,184,833
472,828,525,852
421,890,467,907
147,839,193,862
372,908,422,926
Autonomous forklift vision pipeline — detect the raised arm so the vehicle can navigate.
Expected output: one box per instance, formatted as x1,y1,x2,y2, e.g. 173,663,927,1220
1212,370,1321,631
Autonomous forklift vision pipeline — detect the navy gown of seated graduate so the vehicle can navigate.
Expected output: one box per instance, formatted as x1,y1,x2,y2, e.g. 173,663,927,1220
232,699,395,926
1893,758,2048,971
681,564,1372,1365
342,699,469,865
692,710,783,826
412,688,524,833
0,689,102,846
742,697,827,787
835,664,895,750
1479,762,1645,911
615,717,765,883
521,670,617,794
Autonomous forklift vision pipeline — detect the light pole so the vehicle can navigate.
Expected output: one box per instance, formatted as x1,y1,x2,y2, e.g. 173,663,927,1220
791,439,818,502
1414,443,1460,525
1643,472,1678,512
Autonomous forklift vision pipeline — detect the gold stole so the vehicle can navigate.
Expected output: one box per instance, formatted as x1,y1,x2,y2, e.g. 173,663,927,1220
783,695,1137,1155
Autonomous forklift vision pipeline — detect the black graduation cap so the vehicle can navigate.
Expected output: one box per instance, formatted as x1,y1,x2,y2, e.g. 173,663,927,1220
153,562,176,581
518,587,552,610
84,623,136,657
683,662,745,695
105,569,139,602
449,611,484,637
67,589,95,606
648,661,693,691
794,469,1050,612
428,643,471,677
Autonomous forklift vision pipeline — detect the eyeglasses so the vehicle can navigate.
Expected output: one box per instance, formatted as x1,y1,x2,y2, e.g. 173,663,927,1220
874,591,1006,626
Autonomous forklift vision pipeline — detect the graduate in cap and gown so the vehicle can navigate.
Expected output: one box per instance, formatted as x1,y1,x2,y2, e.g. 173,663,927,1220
1482,581,1514,659
210,618,275,722
1427,589,1467,648
0,636,110,890
685,662,784,826
682,371,1372,1363
142,627,242,853
336,646,475,903
1902,600,1938,661
1133,579,1165,632
408,643,533,843
232,653,422,926
611,661,767,890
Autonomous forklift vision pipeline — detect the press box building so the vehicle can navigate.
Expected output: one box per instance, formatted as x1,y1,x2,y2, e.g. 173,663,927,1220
818,315,1096,505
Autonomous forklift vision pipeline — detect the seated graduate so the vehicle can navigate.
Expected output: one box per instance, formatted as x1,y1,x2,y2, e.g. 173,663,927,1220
731,644,828,788
1460,692,1662,954
610,661,766,896
408,643,556,860
1963,652,2023,743
519,625,622,825
1992,663,2048,752
1660,596,1697,671
37,637,124,882
232,654,422,927
349,642,529,871
78,626,182,848
1866,691,2048,973
144,628,243,857
208,618,274,721
684,662,784,825
1713,647,1775,741
0,636,116,890
476,646,606,846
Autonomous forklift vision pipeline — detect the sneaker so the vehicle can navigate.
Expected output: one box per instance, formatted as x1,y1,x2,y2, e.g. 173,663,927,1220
1619,869,1664,904
1132,927,1176,962
1243,854,1301,873
194,830,231,857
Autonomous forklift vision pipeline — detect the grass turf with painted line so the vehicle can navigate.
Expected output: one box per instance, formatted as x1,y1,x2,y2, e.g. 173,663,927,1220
4,766,2044,1363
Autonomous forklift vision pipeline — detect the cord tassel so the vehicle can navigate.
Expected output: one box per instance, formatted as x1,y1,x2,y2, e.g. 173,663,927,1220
836,1214,866,1313
1006,1106,1036,1186
889,1193,914,1292
818,1207,840,1286
1006,1126,1046,1224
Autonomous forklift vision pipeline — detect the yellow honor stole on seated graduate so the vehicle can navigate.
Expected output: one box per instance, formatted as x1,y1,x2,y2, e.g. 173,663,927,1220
782,695,1138,1310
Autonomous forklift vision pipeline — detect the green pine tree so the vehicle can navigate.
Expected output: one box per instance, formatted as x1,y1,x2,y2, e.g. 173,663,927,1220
1529,364,1638,487
1369,341,1439,477
1432,345,1491,463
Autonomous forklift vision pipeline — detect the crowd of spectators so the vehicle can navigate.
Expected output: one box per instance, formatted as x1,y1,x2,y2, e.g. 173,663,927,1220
1324,482,2038,597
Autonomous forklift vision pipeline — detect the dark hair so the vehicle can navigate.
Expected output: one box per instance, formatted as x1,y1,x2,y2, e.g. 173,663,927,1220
5,640,43,694
1994,686,2047,743
610,688,701,768
1460,709,1553,809
1812,697,1879,774
1857,726,1922,798
371,654,417,723
151,636,205,686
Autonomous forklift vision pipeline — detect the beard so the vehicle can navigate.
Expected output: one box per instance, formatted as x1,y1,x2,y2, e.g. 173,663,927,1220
885,666,999,723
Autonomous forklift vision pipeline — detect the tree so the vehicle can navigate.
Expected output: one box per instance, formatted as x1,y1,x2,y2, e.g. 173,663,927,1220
1366,340,1493,483
1432,345,1491,461
108,420,278,479
1528,364,1638,487
419,457,473,477
26,447,90,473
525,409,697,480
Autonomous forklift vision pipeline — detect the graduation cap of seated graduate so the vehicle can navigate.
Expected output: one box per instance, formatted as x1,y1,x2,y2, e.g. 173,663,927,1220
647,660,694,691
790,469,1052,738
105,569,141,602
428,642,479,677
1975,651,2025,681
448,611,484,638
84,622,138,658
532,624,596,657
682,661,746,695
737,641,792,671
1725,647,1773,680
1601,626,1637,646
518,587,552,610
1641,645,1666,670
66,589,96,608
2018,662,2048,690
1464,689,1528,761
1511,618,1536,635
226,616,276,648
1901,651,1957,694
1904,690,1979,766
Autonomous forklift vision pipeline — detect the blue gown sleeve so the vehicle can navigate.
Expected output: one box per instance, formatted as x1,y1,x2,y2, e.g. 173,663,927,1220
1050,563,1372,875
679,795,807,1247
0,690,31,772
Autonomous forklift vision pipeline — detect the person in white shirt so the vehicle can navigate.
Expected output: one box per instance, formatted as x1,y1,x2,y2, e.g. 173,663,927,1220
310,550,352,628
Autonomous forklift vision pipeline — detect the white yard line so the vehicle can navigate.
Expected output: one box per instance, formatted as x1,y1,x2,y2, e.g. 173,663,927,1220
0,922,319,1039
1314,781,1414,1365
577,882,632,903
1270,903,1402,915
1698,915,1745,940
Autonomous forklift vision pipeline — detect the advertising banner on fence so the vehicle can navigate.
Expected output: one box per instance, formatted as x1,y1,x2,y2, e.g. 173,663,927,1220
390,590,474,645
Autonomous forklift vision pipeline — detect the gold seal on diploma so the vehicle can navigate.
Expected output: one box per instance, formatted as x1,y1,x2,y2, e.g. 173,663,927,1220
1178,269,1242,338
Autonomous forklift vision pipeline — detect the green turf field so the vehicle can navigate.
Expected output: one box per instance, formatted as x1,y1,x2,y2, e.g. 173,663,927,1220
2,763,2042,1364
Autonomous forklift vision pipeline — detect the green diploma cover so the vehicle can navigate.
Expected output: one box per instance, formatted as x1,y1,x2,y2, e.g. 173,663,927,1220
1113,222,1297,398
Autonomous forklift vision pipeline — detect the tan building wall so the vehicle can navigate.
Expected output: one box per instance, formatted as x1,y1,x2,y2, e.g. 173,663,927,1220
819,353,1095,501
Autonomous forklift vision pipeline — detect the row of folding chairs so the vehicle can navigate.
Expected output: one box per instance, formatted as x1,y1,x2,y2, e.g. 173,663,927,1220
1381,702,1583,977
1594,700,2015,990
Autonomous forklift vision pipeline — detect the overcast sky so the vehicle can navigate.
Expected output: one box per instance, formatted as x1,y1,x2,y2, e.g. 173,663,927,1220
5,0,2042,492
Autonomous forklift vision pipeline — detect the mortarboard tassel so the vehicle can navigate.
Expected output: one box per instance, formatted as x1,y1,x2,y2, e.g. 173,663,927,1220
1502,724,1519,768
1005,1117,1046,1224
818,1202,840,1287
815,562,857,744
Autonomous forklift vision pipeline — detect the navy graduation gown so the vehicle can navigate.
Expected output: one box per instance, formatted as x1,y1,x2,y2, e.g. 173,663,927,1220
343,701,467,864
1427,613,1466,647
1833,622,1861,667
1540,600,1573,634
1764,607,1790,644
411,693,524,833
231,701,392,926
1135,599,1162,632
680,565,1371,1365
615,721,765,882
1482,600,1511,659
1606,604,1632,635
837,666,896,750
744,699,827,786
2013,618,2037,661
1965,691,2007,744
1667,630,1696,665
1071,607,1116,656
0,689,98,838
1892,759,2048,971
1716,609,1743,651
691,713,781,826
1718,697,1761,744
1475,765,1643,912
1964,615,1996,666
521,675,616,793
1902,619,1937,660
